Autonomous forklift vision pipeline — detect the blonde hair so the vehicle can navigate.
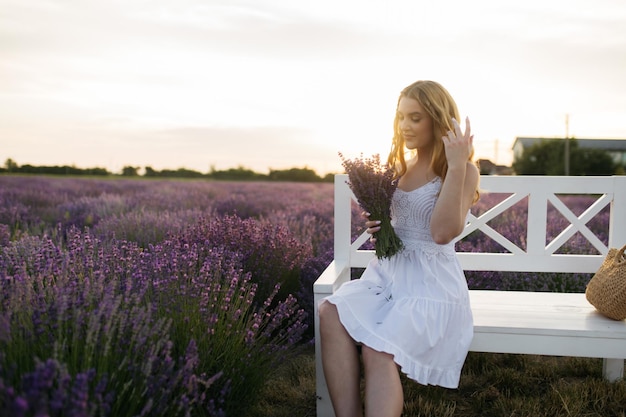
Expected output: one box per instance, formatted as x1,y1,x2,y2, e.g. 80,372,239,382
387,80,476,188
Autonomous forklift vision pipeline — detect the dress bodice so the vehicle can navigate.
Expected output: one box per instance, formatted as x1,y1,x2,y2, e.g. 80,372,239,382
391,177,455,256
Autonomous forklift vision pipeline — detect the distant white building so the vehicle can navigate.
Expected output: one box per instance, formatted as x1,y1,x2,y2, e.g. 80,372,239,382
512,137,626,167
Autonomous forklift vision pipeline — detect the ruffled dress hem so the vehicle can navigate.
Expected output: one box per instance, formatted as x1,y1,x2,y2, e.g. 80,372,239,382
326,294,465,389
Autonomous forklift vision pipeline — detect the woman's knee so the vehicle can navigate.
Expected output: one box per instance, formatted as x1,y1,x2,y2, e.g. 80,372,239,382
318,301,338,328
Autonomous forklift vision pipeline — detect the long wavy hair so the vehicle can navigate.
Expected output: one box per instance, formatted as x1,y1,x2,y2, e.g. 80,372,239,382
387,80,476,189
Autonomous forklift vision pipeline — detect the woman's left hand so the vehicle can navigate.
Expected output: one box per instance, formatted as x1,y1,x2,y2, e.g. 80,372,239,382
362,211,381,242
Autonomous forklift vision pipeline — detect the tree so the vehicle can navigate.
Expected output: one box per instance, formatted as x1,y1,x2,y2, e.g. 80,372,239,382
121,166,140,176
268,167,321,182
513,139,616,175
144,166,158,177
209,166,264,181
4,158,18,172
571,148,618,176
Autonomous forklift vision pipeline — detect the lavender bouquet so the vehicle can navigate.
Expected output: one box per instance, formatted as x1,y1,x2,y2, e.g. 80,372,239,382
339,152,404,259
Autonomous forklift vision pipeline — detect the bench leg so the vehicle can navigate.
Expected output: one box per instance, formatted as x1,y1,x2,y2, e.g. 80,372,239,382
314,293,336,417
603,358,624,382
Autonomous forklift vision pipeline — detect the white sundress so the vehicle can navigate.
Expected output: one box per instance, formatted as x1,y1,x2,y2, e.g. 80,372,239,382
324,177,473,389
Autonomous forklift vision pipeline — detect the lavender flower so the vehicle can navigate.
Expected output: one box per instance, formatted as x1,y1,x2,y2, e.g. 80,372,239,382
339,152,404,259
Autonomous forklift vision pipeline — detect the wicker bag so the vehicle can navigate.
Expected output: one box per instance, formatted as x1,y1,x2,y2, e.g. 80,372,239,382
585,244,626,320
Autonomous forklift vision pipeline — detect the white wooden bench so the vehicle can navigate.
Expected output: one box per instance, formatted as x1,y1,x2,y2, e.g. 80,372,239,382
313,174,626,417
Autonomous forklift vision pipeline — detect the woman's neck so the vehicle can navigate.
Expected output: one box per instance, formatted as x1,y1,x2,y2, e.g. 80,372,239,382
412,148,432,170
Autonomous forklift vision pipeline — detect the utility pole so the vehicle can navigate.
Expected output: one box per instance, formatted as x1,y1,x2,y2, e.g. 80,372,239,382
564,114,570,176
494,139,499,165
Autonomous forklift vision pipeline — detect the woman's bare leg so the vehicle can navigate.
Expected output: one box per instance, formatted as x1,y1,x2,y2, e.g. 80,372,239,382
319,301,363,417
361,346,403,417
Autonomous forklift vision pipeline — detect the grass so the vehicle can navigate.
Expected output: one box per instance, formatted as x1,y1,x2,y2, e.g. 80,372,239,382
247,348,626,417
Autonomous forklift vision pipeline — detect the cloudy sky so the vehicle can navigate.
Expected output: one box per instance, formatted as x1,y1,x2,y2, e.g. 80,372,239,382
2,0,626,175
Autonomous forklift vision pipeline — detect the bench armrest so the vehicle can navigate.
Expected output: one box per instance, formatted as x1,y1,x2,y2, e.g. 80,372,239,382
313,260,351,296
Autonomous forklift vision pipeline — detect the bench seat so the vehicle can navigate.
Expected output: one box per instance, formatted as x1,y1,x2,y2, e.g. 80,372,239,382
470,290,626,381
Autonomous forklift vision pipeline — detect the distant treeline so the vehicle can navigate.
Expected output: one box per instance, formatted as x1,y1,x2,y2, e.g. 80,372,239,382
1,159,335,182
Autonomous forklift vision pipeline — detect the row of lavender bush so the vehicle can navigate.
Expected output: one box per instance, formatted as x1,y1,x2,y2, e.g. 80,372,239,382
0,176,333,416
0,175,608,415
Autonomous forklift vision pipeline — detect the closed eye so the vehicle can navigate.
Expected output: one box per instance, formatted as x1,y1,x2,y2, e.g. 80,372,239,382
397,111,423,122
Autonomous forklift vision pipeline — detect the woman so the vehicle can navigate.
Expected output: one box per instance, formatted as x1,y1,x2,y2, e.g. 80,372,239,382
318,80,480,417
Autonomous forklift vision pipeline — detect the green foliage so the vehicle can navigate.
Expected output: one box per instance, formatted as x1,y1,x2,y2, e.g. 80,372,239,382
573,147,620,175
121,165,140,176
158,167,205,178
143,166,158,177
321,173,335,182
1,158,335,181
209,165,266,180
268,167,320,182
513,139,617,175
4,158,18,172
9,164,111,176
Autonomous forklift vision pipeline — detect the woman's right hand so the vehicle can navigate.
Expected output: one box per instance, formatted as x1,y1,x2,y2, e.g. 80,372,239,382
362,211,381,242
442,117,473,170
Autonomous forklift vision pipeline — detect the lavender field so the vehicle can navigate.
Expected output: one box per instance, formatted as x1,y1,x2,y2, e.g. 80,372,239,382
0,175,606,416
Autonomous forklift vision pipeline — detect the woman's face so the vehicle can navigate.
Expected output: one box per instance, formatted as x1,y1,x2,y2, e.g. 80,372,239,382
396,96,435,151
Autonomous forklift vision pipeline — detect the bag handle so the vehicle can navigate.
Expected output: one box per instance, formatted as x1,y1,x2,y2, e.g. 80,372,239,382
616,244,626,263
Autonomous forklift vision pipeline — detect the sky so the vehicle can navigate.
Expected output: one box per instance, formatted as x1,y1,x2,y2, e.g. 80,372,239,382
2,0,626,175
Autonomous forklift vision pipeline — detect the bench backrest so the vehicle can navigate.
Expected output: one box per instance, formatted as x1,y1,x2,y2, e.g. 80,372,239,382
333,175,626,274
